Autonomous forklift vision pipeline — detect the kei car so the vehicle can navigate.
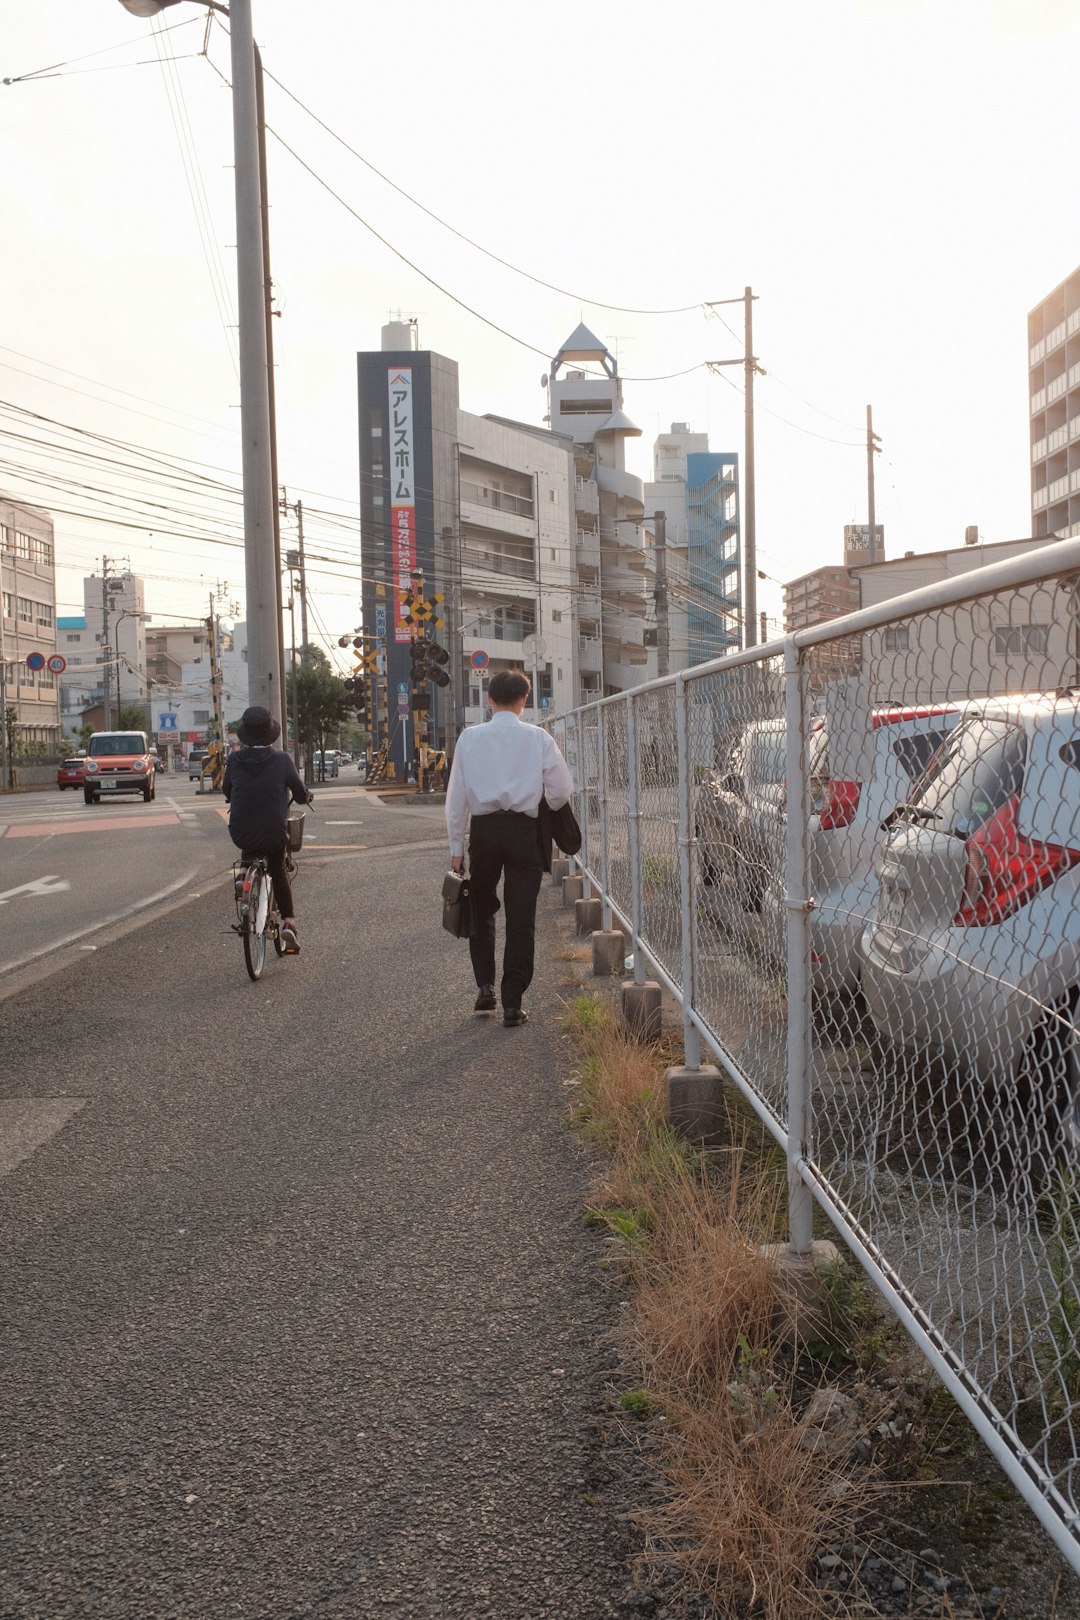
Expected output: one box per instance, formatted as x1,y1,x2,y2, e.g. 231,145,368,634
82,730,156,804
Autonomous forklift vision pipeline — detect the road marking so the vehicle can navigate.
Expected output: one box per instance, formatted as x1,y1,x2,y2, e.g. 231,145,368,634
327,820,363,825
4,812,180,837
0,1098,85,1178
0,875,71,905
0,864,201,984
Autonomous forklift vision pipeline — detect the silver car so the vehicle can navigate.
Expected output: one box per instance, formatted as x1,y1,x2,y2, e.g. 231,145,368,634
861,693,1080,1151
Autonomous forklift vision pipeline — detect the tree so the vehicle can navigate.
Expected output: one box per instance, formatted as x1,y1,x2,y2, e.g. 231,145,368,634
286,645,352,779
117,702,150,731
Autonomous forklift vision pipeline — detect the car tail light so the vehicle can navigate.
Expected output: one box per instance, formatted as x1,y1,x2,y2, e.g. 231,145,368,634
954,794,1080,926
817,779,862,829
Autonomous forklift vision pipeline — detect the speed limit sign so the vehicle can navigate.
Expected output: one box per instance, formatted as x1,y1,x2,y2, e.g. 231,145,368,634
47,654,67,675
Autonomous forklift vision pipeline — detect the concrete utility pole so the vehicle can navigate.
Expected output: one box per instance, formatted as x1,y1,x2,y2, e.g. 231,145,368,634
100,559,117,731
867,404,882,560
653,510,670,679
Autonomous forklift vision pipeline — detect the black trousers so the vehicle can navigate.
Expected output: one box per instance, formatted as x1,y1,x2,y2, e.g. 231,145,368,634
467,811,544,1010
241,845,294,918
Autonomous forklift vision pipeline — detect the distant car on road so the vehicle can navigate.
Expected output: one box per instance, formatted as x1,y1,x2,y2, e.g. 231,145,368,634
188,750,209,781
313,751,339,779
56,758,85,790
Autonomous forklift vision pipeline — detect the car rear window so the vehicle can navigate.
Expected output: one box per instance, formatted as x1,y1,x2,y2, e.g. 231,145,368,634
88,734,144,755
891,728,952,783
907,717,1026,836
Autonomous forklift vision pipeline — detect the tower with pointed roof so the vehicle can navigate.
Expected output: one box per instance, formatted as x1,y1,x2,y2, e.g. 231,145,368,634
547,328,652,698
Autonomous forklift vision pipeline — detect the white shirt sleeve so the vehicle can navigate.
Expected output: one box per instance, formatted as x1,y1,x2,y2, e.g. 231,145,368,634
445,738,471,857
541,731,575,810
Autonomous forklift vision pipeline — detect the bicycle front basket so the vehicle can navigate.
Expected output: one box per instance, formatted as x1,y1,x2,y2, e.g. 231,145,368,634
286,813,305,852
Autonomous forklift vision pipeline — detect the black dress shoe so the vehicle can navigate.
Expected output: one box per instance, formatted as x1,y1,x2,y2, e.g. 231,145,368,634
473,984,496,1012
503,1007,529,1028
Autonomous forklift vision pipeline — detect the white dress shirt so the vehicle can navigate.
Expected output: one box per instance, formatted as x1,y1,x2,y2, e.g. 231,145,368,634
445,710,575,858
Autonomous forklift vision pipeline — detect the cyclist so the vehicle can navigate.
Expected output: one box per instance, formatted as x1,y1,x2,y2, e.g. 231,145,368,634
223,706,310,954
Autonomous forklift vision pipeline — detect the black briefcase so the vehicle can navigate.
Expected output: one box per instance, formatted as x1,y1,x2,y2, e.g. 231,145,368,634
441,869,477,940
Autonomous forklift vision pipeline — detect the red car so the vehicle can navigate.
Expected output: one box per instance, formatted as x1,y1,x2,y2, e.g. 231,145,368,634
56,758,86,790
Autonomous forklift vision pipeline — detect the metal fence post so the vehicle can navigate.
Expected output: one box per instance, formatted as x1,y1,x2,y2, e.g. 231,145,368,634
626,694,645,986
598,704,612,931
784,637,814,1255
674,675,701,1070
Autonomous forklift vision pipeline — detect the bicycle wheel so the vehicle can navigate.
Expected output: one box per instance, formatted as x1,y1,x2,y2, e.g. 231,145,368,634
243,866,268,981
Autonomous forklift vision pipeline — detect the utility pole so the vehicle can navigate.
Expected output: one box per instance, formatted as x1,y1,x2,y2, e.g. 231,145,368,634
867,405,882,561
653,510,670,679
705,286,762,649
760,610,768,646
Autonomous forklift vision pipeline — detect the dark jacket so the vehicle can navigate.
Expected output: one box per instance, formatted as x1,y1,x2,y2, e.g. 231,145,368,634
223,746,307,851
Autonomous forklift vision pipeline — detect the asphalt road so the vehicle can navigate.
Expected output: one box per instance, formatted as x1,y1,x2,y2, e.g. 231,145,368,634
0,793,651,1619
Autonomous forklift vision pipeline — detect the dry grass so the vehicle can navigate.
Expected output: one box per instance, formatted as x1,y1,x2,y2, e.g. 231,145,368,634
563,992,880,1620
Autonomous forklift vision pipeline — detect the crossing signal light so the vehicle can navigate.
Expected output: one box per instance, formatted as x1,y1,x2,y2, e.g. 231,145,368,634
429,666,450,688
411,689,430,712
427,641,449,667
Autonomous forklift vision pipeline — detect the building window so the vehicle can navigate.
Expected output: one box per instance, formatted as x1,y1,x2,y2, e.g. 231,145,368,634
551,609,563,623
36,603,54,628
66,633,80,643
549,489,558,503
38,669,55,690
993,624,1048,656
0,526,10,552
2,592,10,618
17,596,32,623
14,531,32,560
883,627,910,652
193,708,210,725
559,398,613,416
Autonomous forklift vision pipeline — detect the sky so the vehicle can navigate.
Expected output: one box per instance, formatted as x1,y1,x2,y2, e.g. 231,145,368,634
2,0,1078,671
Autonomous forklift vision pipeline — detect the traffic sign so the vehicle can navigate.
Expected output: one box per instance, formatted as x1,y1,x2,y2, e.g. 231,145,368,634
158,713,178,732
46,654,67,675
470,650,489,670
25,651,45,672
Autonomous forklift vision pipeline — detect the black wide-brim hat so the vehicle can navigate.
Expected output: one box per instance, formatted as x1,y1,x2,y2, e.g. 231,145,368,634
236,706,281,746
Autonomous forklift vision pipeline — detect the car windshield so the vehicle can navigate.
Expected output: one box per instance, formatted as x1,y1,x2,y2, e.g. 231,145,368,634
88,734,143,755
891,728,953,782
906,716,1026,837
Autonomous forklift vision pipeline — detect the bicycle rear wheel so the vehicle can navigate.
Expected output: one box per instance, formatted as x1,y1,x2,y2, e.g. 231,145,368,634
242,866,269,981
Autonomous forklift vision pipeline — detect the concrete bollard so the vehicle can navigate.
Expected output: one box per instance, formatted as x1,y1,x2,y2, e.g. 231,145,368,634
666,1064,726,1147
562,873,584,909
591,930,625,977
575,896,602,935
621,980,662,1042
551,856,570,886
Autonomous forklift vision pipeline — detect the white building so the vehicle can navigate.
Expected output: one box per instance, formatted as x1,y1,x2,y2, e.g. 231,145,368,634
58,569,148,735
546,325,650,698
644,423,741,670
1028,265,1080,541
0,495,60,749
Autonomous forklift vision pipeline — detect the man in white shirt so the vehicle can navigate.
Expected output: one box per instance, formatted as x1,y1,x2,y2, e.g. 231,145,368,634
446,670,575,1027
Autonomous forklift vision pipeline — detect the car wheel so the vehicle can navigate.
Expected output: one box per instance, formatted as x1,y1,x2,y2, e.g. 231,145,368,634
83,787,94,805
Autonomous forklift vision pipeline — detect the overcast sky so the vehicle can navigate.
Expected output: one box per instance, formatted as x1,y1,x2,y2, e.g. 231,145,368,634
3,0,1077,665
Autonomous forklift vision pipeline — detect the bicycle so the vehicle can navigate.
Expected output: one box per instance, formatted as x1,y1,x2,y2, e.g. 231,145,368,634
232,810,306,982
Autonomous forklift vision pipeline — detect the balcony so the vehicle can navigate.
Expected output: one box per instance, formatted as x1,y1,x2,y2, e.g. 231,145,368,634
575,478,599,523
1048,373,1070,403
1048,474,1070,503
1031,388,1047,413
575,527,600,570
1047,425,1069,453
459,479,534,520
578,635,602,672
1034,487,1049,511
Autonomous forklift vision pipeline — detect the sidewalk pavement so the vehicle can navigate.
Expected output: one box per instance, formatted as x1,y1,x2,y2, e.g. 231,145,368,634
0,803,664,1620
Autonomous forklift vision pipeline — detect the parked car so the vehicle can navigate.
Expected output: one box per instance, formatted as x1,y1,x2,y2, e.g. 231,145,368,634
188,750,209,781
56,758,85,790
861,692,1080,1155
313,751,339,779
82,730,156,804
697,716,828,909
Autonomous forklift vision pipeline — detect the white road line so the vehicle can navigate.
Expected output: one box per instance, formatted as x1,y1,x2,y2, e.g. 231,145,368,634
0,875,71,905
0,866,201,980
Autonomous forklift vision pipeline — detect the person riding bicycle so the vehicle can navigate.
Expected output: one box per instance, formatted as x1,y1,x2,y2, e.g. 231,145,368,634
223,706,310,954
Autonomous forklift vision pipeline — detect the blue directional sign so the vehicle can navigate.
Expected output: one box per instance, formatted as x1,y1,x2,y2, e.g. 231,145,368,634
158,713,179,732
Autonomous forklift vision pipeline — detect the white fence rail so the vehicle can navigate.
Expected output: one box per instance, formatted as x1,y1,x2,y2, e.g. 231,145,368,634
551,534,1080,1569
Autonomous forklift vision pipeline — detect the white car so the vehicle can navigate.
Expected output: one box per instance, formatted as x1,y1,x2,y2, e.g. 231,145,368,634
861,693,1080,1155
313,751,339,779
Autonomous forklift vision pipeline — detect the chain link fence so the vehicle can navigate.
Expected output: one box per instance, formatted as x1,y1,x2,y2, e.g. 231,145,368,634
551,536,1080,1570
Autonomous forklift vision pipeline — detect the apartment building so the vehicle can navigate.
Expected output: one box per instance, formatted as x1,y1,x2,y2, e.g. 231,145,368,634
644,423,740,667
58,569,149,734
1029,265,1080,541
0,495,60,749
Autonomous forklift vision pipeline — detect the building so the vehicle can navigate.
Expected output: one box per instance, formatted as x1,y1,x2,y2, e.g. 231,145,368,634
545,325,651,696
1,495,60,751
358,324,582,776
1028,265,1080,541
851,534,1065,703
58,568,149,735
644,424,740,668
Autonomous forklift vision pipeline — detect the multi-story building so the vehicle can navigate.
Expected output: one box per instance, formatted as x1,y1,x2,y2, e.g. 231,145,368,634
358,324,582,775
58,568,149,734
782,524,885,636
644,423,740,667
545,325,651,697
1,495,60,750
1029,265,1080,541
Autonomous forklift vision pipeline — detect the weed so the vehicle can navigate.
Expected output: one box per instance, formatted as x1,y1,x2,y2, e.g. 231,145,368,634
1042,1169,1080,1407
620,1387,656,1417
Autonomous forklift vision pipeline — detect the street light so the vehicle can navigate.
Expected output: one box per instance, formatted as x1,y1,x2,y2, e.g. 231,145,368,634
116,0,280,716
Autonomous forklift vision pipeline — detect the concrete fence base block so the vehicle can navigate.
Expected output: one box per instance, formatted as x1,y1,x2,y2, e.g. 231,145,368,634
591,930,625,977
665,1064,726,1147
575,896,603,935
759,1240,843,1342
551,857,570,886
561,874,584,909
621,980,662,1042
